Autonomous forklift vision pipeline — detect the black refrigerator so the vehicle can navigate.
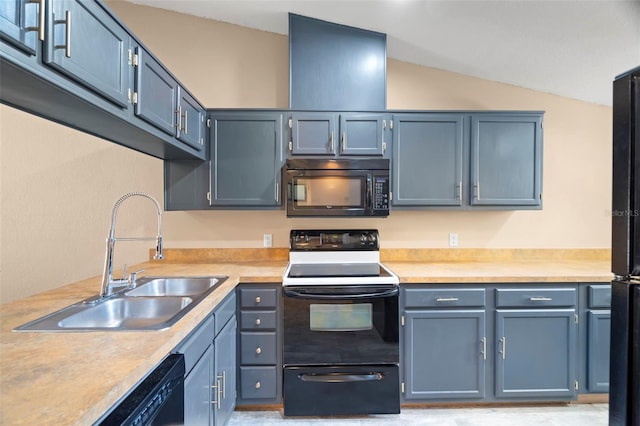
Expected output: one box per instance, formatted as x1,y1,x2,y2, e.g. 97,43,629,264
611,65,640,426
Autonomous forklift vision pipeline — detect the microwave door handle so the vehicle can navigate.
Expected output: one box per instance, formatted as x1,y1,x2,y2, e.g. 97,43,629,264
366,176,372,210
283,287,398,300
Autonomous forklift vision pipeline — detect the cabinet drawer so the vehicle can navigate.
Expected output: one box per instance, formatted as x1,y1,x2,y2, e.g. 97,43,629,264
241,310,277,330
240,288,278,308
240,332,278,364
214,291,236,336
174,315,214,375
403,288,486,308
495,288,576,308
588,285,612,308
240,366,278,399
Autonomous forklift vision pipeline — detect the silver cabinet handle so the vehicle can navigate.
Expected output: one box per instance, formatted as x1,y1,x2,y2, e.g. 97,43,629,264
499,337,506,359
255,296,261,304
529,297,552,301
211,380,221,409
275,182,279,204
329,130,334,152
255,318,261,326
436,297,459,302
255,381,261,389
26,0,45,41
175,105,182,131
256,347,262,354
54,11,71,58
481,337,487,360
216,370,226,399
340,132,345,153
183,109,188,134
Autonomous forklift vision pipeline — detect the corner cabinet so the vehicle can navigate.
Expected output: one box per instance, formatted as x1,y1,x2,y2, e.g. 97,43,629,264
391,111,543,209
209,112,285,207
579,284,611,393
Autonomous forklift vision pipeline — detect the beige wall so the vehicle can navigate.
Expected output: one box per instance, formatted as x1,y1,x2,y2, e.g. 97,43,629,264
0,2,612,303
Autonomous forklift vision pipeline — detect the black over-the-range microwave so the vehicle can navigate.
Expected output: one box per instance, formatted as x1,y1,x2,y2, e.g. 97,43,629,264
284,158,390,217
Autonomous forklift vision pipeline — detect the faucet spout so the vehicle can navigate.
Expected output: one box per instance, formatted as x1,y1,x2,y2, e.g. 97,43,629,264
100,192,164,298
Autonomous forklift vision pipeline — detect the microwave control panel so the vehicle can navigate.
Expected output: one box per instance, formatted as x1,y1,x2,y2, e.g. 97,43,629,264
373,176,390,210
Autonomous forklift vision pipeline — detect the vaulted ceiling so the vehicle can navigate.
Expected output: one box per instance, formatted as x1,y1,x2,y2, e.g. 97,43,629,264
125,0,640,106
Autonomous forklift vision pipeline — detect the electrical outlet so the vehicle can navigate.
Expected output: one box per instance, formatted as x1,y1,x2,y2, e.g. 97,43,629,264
263,234,273,248
449,232,459,247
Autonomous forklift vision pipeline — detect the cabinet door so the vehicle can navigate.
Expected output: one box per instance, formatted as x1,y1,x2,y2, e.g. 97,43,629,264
495,309,576,398
135,47,178,135
214,317,237,426
392,114,465,206
210,113,284,206
338,113,386,156
177,87,205,150
184,345,213,426
587,310,611,392
289,112,336,155
404,310,486,400
0,0,39,54
45,0,129,108
470,114,542,206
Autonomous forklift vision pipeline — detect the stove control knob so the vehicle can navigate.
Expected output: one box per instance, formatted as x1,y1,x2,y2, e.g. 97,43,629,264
368,234,377,243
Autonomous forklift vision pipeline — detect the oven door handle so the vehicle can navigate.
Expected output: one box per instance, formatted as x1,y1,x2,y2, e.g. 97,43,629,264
283,286,398,300
299,372,384,383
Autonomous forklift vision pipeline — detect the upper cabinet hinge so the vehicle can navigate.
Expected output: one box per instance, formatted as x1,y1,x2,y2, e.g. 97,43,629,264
401,315,405,326
382,142,387,154
390,191,393,202
288,141,293,151
206,118,212,128
128,49,139,67
390,119,393,130
288,118,293,129
131,91,138,105
127,88,132,103
574,314,579,324
401,382,405,394
206,192,211,202
574,380,579,390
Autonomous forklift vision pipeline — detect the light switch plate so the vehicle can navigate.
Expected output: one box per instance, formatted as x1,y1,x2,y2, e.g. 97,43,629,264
263,234,273,248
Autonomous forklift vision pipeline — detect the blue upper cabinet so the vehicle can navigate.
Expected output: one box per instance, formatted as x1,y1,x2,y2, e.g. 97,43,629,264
470,114,543,207
392,113,465,206
289,13,386,111
134,47,178,135
44,0,129,108
177,87,206,150
288,112,389,157
0,0,39,55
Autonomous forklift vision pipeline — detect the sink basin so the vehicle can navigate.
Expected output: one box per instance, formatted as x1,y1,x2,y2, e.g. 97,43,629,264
14,276,228,332
58,297,193,329
126,277,220,297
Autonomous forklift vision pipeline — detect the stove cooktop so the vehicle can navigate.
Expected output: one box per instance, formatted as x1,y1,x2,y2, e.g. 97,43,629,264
287,263,392,279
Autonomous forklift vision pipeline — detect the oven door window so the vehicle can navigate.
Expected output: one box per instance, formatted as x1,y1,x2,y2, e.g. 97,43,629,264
310,303,372,331
289,176,365,209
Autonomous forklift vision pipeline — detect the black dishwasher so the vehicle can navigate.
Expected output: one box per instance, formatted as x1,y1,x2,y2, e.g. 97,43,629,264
96,354,185,426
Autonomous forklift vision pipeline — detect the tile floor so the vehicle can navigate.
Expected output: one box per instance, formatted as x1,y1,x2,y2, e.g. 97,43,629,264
229,404,608,425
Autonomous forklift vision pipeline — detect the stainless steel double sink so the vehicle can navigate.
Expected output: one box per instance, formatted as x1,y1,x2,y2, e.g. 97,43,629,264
14,276,228,332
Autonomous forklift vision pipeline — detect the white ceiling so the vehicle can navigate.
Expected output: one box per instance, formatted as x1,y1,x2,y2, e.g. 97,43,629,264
126,0,640,106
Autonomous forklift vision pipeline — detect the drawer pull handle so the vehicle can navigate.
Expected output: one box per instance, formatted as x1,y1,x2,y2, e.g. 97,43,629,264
255,381,261,389
255,318,261,326
436,297,459,302
256,347,262,354
255,296,261,304
529,297,552,301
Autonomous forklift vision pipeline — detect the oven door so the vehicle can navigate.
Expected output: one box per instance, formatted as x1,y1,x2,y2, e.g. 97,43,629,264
282,285,399,366
283,285,399,416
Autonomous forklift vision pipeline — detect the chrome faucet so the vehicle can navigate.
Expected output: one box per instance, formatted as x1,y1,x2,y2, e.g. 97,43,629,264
99,192,164,298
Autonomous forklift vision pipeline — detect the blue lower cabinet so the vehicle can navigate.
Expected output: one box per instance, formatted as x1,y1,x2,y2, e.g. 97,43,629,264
587,310,610,392
495,309,577,398
184,345,213,425
403,309,486,400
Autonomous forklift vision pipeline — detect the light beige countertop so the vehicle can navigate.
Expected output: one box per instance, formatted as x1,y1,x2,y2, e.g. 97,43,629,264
0,250,613,425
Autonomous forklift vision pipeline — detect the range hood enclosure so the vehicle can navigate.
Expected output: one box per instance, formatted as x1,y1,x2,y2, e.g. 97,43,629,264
289,13,387,111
